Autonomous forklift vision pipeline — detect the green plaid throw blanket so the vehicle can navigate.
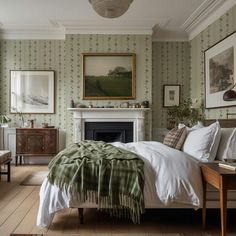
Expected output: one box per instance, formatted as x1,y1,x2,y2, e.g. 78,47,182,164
47,140,144,223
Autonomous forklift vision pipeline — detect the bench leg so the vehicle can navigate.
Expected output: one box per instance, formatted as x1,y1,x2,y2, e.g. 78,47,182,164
7,162,10,182
78,208,84,224
15,156,18,166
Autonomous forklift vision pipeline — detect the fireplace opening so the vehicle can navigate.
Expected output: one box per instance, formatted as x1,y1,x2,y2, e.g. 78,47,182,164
85,122,133,143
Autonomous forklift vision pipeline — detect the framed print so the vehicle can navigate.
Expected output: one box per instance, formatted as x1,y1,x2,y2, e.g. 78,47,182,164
205,31,236,108
163,84,180,107
10,70,55,114
82,53,136,100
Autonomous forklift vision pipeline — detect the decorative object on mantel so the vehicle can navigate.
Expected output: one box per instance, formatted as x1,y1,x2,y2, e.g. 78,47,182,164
88,0,133,18
205,31,236,109
70,99,75,108
82,53,136,100
77,103,87,108
141,101,149,108
120,102,129,108
0,114,11,127
166,98,204,129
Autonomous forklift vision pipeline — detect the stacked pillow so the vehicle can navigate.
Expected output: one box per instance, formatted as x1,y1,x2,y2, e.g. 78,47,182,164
218,128,236,160
163,127,187,150
181,121,221,161
163,121,223,162
216,128,235,160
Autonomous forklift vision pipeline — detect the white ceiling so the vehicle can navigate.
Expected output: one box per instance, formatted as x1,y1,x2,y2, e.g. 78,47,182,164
0,0,235,40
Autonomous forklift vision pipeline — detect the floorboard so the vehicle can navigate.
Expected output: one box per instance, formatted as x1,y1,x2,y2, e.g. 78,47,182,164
1,165,236,236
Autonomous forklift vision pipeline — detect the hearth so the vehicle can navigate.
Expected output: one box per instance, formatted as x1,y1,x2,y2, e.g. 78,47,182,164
85,122,133,143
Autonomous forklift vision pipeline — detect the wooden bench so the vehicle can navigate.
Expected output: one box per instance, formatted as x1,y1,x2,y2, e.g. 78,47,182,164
0,150,12,182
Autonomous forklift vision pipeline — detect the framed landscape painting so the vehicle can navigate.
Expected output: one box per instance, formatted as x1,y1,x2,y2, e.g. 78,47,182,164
205,31,236,108
82,53,136,100
10,70,55,113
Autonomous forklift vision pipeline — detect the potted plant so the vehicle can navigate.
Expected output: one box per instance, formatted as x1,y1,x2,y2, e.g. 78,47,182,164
166,98,204,129
0,114,11,127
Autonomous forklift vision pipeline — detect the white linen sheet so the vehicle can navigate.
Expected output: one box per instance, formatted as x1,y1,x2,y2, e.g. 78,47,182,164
37,141,203,228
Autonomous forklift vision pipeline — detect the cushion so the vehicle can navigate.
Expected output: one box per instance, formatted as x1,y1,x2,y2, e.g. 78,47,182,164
222,128,236,160
182,121,221,161
163,127,187,150
178,121,204,132
0,150,11,164
216,128,235,160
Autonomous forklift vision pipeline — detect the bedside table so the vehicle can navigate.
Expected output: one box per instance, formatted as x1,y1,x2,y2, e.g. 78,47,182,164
201,163,236,236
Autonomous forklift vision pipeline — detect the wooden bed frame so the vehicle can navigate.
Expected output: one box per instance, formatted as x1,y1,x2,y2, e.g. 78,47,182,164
204,119,236,127
77,119,236,224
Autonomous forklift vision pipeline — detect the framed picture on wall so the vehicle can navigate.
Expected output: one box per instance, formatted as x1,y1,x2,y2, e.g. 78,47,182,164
205,31,236,108
82,53,136,100
163,84,180,107
10,70,55,114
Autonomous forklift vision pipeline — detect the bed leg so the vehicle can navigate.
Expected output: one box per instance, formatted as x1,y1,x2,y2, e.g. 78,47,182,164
78,208,84,224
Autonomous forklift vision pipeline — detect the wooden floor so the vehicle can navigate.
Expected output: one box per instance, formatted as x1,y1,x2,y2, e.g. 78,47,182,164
1,165,236,236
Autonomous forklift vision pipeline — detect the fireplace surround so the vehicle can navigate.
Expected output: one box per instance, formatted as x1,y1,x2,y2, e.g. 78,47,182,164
68,108,150,143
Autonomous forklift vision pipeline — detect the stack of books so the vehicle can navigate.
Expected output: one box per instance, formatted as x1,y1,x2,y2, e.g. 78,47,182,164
218,162,236,171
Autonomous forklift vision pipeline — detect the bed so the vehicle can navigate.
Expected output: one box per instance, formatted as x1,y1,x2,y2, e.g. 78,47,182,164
37,119,236,228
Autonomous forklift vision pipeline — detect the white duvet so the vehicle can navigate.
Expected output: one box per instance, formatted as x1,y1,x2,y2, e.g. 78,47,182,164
37,141,203,228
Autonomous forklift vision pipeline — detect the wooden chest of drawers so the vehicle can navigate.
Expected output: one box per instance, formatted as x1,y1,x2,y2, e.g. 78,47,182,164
16,128,58,165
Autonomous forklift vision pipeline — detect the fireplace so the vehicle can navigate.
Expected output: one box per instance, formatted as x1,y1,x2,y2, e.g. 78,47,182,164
85,122,133,143
68,108,150,143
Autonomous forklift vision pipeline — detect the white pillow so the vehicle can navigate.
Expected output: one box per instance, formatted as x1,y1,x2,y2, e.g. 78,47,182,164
222,128,236,160
178,121,204,132
182,121,221,161
216,128,235,160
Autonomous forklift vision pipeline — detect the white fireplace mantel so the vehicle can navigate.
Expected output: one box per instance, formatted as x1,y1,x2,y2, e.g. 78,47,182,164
68,108,150,143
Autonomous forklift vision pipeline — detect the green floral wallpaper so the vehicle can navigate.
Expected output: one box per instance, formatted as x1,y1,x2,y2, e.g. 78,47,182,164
190,5,236,119
0,34,152,144
1,5,234,145
152,41,190,139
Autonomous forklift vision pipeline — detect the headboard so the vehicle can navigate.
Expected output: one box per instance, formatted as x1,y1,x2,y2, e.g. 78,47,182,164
204,119,236,128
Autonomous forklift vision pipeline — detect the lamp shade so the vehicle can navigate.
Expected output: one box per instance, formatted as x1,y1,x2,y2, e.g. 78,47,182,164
223,89,236,101
223,83,236,101
89,0,133,18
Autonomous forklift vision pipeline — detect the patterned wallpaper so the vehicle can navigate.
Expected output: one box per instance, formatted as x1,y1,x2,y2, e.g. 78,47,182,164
152,41,190,139
1,5,234,144
0,35,152,144
190,5,236,119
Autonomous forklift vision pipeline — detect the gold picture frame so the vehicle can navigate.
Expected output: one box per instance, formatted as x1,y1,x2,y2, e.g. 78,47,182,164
82,53,136,100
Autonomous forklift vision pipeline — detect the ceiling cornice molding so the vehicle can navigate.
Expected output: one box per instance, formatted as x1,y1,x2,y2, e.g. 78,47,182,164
182,0,224,32
65,25,153,35
0,19,157,39
182,0,236,40
59,19,158,35
0,26,65,40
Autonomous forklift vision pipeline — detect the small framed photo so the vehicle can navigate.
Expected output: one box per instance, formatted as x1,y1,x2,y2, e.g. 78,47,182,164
10,70,55,114
205,31,236,109
163,84,180,107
